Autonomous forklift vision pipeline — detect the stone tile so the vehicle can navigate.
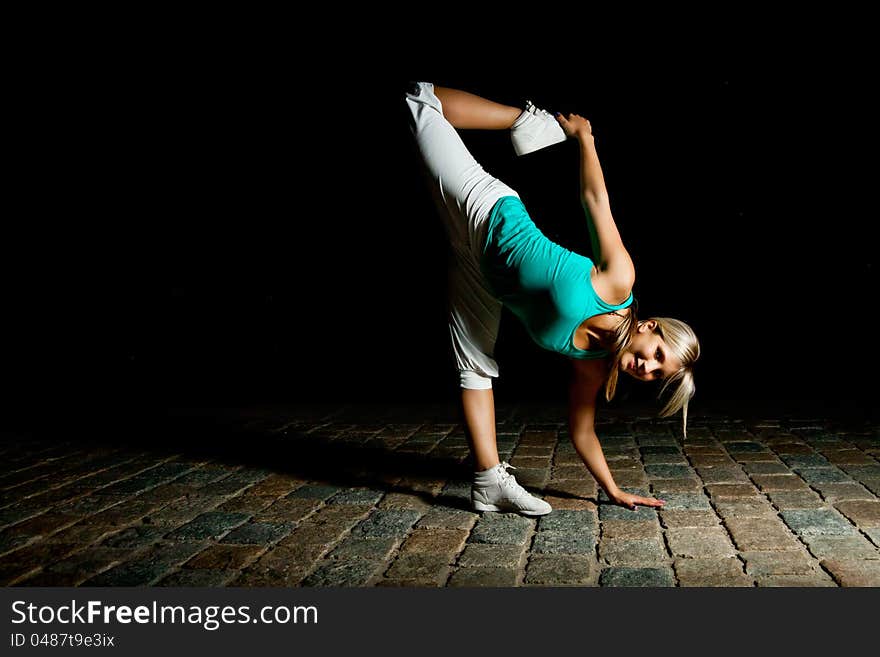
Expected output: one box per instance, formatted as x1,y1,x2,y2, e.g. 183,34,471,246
599,504,662,521
724,517,801,551
646,465,695,479
599,567,675,587
659,510,721,528
512,456,552,469
653,493,712,511
416,508,478,531
666,527,737,559
537,510,597,533
353,509,422,539
27,547,130,586
215,495,276,515
866,528,880,547
673,558,753,587
725,442,766,453
834,500,880,527
608,471,650,488
237,542,326,586
155,568,238,587
714,499,778,519
649,479,703,493
742,462,790,475
253,498,322,522
512,468,550,489
705,484,762,499
469,514,534,548
547,479,597,499
542,496,597,511
2,512,83,539
771,444,814,455
814,483,876,504
221,521,296,545
643,455,689,468
820,559,880,586
803,536,880,560
99,525,166,549
741,550,819,577
82,541,207,586
780,454,830,468
242,474,304,497
822,450,877,466
599,538,667,565
377,493,431,512
796,468,854,484
601,520,662,540
457,544,525,569
327,537,397,562
751,475,811,492
184,544,265,570
635,436,677,447
277,513,364,548
756,574,837,587
697,467,751,484
766,490,826,510
400,529,469,555
780,509,858,537
448,567,519,587
685,445,736,458
732,452,779,462
533,531,597,555
165,512,250,541
553,452,585,466
639,446,683,455
384,553,453,585
328,488,386,505
288,485,342,500
302,558,385,586
525,554,597,586
517,445,556,457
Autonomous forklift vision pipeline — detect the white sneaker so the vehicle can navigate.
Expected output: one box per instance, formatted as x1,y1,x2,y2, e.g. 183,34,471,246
471,462,552,516
510,100,568,156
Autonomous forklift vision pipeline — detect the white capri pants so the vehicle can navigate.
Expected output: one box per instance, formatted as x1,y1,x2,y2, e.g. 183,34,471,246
404,81,520,390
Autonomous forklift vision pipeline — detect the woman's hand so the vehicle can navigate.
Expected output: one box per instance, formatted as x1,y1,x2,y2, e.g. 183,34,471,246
610,490,666,511
556,112,593,141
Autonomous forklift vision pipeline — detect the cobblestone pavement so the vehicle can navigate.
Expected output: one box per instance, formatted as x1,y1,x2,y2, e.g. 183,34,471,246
2,401,878,587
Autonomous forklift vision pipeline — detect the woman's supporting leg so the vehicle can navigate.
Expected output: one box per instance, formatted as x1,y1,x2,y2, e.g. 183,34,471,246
433,86,522,130
461,388,500,471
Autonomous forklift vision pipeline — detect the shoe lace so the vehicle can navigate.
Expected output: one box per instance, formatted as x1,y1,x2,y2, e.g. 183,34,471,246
497,461,527,500
525,100,553,121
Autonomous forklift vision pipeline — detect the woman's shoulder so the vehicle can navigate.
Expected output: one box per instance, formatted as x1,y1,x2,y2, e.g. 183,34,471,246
589,266,634,307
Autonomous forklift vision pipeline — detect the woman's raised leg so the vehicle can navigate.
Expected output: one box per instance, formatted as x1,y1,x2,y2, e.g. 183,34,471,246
433,86,523,130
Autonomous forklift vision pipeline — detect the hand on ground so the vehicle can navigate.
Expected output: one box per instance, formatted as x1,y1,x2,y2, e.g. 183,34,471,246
611,490,665,511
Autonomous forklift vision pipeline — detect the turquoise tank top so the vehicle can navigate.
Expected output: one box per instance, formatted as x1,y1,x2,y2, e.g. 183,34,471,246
480,196,634,360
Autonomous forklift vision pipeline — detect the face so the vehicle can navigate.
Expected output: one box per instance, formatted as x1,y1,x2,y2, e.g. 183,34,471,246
619,321,682,382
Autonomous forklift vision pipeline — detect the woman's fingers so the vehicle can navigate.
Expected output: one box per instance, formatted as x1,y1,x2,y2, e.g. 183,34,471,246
636,495,665,507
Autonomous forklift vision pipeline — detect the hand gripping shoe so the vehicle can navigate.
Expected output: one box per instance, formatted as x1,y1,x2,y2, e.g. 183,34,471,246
471,462,552,516
510,100,568,156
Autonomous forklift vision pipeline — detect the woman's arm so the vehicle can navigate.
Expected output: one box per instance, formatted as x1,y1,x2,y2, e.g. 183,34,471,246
556,114,634,298
569,359,665,510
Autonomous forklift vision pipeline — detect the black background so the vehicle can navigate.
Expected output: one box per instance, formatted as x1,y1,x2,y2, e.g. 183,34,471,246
5,50,876,426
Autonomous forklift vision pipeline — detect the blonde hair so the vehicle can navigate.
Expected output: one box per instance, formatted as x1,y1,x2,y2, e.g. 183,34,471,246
652,317,700,437
605,315,700,437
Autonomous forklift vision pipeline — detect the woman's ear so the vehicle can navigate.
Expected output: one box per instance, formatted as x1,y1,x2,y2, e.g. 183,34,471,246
638,319,658,333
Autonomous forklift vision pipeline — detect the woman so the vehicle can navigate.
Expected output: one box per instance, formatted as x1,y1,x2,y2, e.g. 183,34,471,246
404,82,700,516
